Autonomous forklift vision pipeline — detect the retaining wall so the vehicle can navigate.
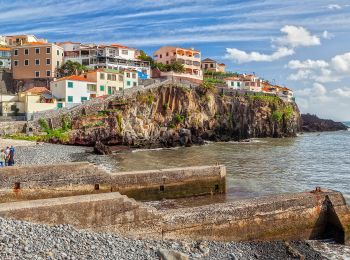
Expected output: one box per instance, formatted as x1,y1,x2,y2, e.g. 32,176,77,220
0,162,226,202
0,189,348,244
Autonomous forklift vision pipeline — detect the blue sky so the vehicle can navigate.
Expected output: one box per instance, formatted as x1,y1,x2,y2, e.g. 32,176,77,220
1,0,350,120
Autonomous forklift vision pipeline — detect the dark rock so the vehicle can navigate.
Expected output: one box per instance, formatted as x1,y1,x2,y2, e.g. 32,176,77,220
301,114,348,132
93,141,112,155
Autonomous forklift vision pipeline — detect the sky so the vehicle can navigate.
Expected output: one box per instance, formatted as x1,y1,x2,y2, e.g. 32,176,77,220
1,0,350,120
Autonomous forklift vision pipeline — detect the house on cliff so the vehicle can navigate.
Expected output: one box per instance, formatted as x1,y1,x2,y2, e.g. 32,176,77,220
153,46,203,82
224,74,262,92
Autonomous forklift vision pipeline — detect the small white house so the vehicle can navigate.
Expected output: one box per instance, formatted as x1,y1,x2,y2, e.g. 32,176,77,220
50,75,96,108
224,76,244,89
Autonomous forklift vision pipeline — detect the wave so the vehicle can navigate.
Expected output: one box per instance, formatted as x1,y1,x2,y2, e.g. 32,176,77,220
131,146,181,153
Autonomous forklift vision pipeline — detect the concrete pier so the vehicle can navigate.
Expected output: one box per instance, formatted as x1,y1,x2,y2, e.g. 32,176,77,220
0,189,348,244
0,162,226,202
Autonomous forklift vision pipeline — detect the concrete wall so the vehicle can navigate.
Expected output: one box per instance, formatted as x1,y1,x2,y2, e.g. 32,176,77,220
160,190,350,245
0,192,162,238
0,162,226,202
0,189,348,244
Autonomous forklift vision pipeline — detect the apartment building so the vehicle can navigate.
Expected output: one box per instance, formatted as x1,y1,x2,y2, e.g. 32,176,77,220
60,43,151,78
50,75,96,108
123,70,138,89
12,42,64,80
201,58,225,73
224,74,262,92
0,47,11,69
5,35,47,46
83,68,124,96
153,46,203,81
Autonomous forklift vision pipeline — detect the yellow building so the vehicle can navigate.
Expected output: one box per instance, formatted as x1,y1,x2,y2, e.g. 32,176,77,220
83,68,124,96
0,87,57,120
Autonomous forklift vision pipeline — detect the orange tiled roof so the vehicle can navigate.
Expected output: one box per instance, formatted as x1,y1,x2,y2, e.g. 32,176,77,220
24,87,49,94
55,75,95,82
0,47,11,51
22,42,48,45
224,76,242,81
110,43,135,50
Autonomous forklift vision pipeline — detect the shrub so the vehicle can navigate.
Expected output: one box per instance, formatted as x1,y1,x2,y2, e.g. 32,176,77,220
272,110,283,122
116,113,123,132
38,118,50,133
174,113,185,125
62,116,71,131
283,105,294,120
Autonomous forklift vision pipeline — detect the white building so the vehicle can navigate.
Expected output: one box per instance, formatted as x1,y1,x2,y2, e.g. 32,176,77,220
60,43,151,79
50,75,96,108
224,76,244,89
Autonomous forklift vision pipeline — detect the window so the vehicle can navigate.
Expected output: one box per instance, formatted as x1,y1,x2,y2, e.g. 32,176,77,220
126,72,130,78
14,49,18,56
100,85,105,91
159,54,162,58
24,49,29,55
87,84,97,92
35,48,40,54
166,52,169,56
46,58,51,65
68,82,73,88
24,60,29,66
35,71,40,78
107,74,112,80
122,50,128,55
57,103,63,108
111,75,116,81
231,82,234,87
46,47,51,54
118,75,123,81
100,73,105,80
132,73,136,79
108,86,112,95
57,50,59,56
81,97,88,102
35,59,40,65
204,64,208,69
127,81,131,86
133,82,137,87
237,82,240,87
57,61,60,67
14,60,18,67
67,96,73,102
210,64,214,68
46,70,51,77
166,61,169,65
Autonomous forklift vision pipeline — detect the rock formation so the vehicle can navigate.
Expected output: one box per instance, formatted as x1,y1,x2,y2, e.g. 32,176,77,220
301,114,348,132
63,84,301,148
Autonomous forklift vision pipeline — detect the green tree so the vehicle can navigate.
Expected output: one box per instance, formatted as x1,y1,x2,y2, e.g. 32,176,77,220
58,60,88,77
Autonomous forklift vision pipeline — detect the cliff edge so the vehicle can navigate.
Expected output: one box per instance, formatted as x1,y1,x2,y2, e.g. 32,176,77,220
64,84,301,148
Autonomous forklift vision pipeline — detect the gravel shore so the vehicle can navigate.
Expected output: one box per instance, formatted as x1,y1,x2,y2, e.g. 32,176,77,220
0,217,334,260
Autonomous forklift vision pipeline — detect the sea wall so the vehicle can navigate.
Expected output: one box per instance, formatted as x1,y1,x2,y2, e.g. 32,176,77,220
0,162,226,202
161,190,350,244
0,189,348,244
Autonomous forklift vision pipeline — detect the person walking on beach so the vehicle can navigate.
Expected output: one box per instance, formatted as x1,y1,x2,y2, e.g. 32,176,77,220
0,149,6,167
4,146,10,166
7,146,15,166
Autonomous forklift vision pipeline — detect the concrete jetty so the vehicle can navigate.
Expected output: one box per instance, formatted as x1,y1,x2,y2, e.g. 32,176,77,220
0,162,349,244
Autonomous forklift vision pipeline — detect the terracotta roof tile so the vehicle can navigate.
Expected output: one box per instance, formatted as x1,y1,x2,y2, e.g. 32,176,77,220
55,75,95,82
24,87,50,94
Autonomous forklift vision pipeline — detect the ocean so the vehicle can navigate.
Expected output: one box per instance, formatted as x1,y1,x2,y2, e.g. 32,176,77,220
90,129,350,204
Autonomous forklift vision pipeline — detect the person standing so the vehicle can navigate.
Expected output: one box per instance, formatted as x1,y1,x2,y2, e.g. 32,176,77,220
0,149,6,167
8,146,15,166
4,146,10,166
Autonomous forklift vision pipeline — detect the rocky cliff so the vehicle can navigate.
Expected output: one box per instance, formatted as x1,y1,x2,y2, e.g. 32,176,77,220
64,84,301,148
301,114,349,132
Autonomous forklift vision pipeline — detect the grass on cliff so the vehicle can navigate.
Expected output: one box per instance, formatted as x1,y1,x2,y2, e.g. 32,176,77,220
250,94,281,104
272,105,294,122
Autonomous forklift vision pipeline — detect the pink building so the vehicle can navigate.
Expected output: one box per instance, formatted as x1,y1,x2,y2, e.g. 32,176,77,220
153,46,203,81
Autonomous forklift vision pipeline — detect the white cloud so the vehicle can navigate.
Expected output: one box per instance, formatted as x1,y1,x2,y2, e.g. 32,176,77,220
296,83,350,120
328,4,342,10
225,47,294,63
287,59,329,70
274,25,321,48
331,52,350,73
225,25,320,63
288,52,350,83
322,30,333,39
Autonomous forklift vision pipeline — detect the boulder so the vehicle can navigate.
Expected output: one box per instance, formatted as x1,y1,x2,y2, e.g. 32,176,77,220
93,141,112,155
